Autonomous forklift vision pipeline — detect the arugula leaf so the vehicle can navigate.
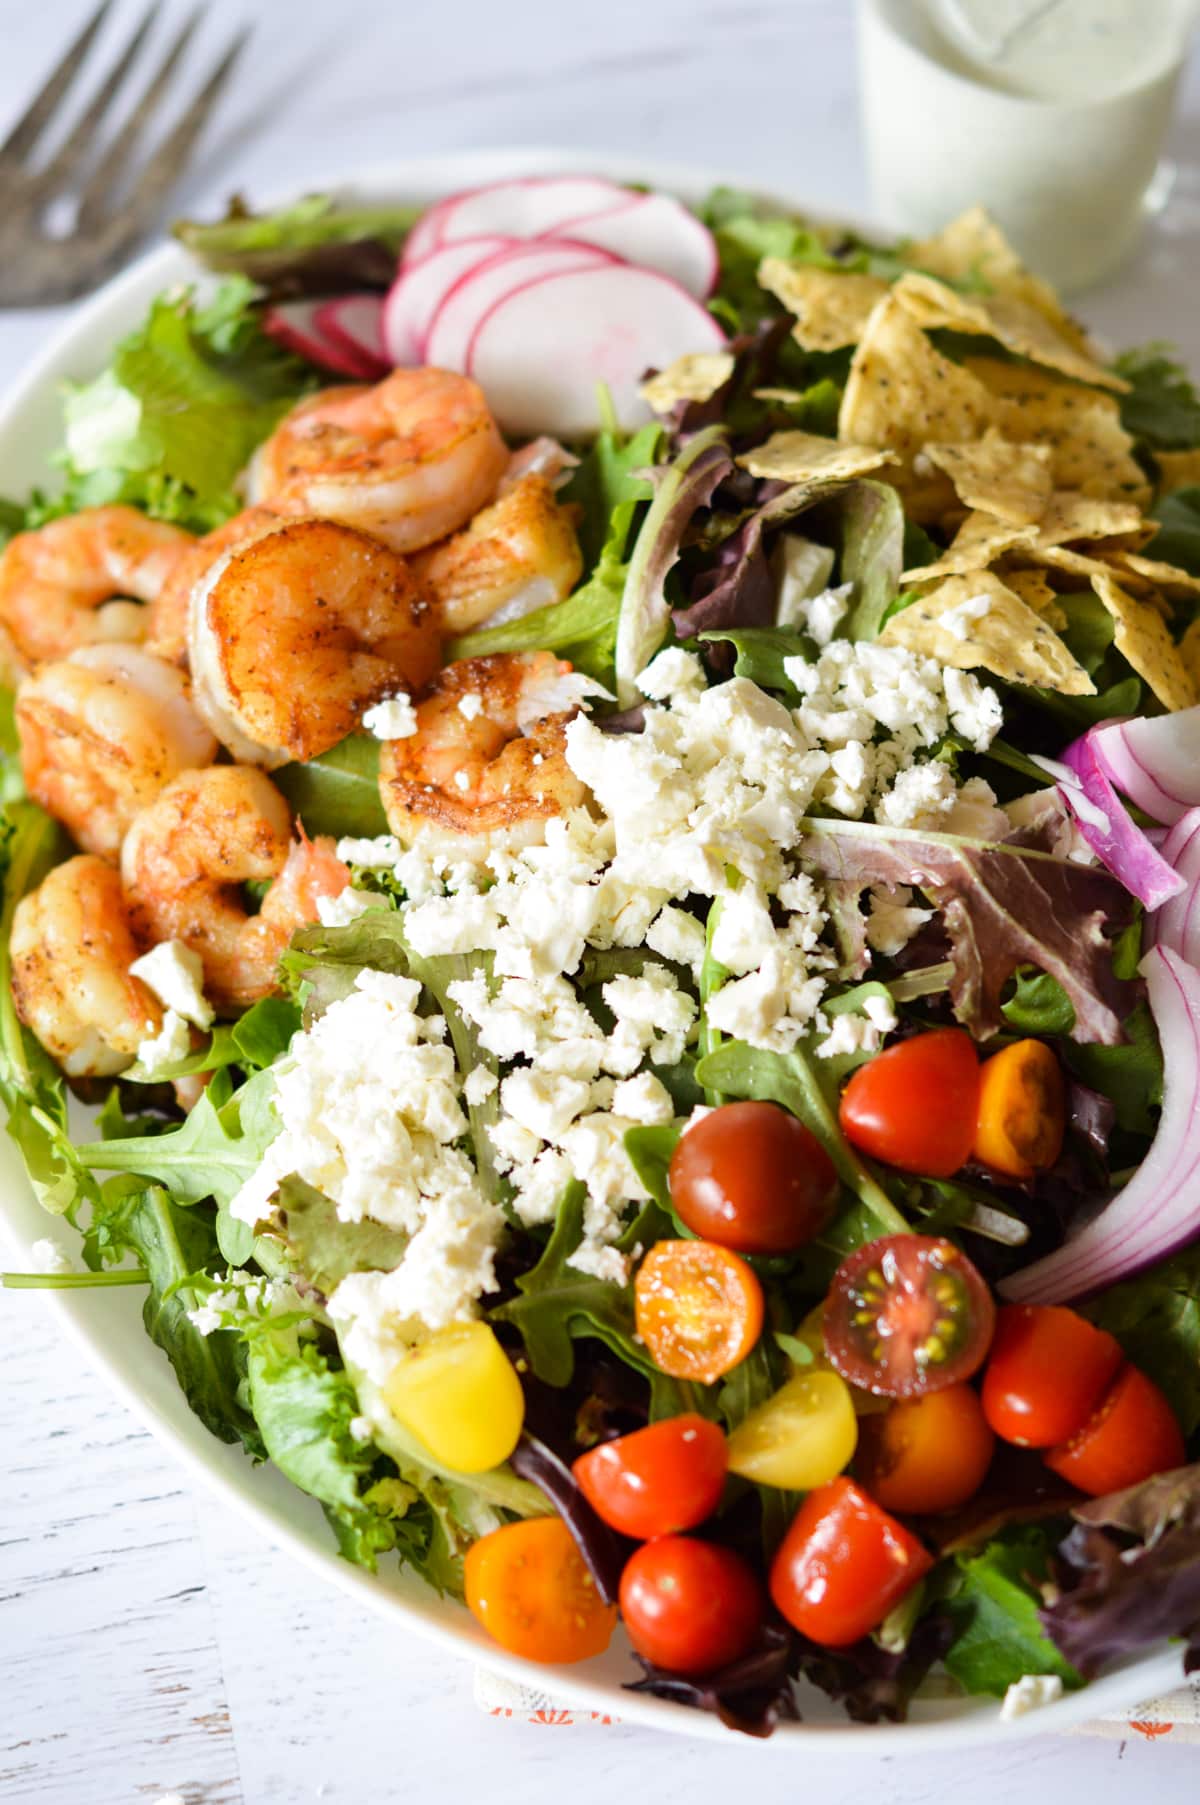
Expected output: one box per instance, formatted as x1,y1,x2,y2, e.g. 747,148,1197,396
623,1122,681,1214
1113,343,1200,450
174,193,419,296
491,1182,658,1387
274,735,388,839
943,1527,1082,1697
1085,1249,1200,1437
269,1175,409,1295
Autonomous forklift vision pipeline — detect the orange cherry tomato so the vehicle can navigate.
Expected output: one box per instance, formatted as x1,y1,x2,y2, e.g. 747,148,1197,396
573,1414,728,1540
973,1039,1066,1181
982,1305,1124,1448
1044,1364,1186,1497
839,1029,980,1177
634,1239,764,1384
464,1517,617,1665
769,1477,933,1648
855,1383,995,1515
823,1234,996,1398
668,1101,837,1254
619,1536,763,1676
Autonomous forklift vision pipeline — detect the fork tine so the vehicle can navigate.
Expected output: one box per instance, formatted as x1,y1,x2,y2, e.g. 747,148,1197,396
84,26,249,234
0,0,114,167
76,5,208,227
26,2,161,202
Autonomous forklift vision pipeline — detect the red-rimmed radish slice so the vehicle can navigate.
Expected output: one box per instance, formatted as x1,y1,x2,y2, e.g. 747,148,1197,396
544,192,719,298
425,242,617,374
313,296,389,375
383,235,516,365
263,300,382,380
470,263,727,437
431,175,635,247
401,199,455,267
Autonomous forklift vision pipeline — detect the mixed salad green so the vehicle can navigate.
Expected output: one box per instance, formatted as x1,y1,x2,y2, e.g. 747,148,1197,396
3,180,1200,1735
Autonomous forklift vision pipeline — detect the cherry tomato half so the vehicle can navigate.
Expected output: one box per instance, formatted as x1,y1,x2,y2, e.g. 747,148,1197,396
465,1518,617,1665
620,1536,763,1676
668,1101,838,1255
982,1305,1124,1449
634,1239,764,1384
572,1415,728,1540
1044,1364,1186,1497
856,1383,995,1515
839,1029,980,1177
769,1477,933,1648
823,1234,996,1399
973,1039,1066,1181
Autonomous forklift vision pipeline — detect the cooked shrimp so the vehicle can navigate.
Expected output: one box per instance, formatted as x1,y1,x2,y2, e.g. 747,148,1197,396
10,855,162,1077
121,765,350,1010
247,368,508,553
189,516,441,767
0,506,194,681
379,651,593,861
16,645,218,860
410,474,583,636
145,507,280,667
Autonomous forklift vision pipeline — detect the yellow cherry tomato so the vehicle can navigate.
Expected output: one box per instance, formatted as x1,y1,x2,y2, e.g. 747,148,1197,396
382,1321,524,1473
726,1369,858,1490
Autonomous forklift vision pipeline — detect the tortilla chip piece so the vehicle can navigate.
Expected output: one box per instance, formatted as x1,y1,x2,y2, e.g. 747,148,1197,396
1181,618,1200,693
1090,570,1197,710
1033,491,1146,547
758,259,888,351
893,271,1128,394
1155,449,1200,500
1002,567,1069,630
641,351,735,413
1108,550,1200,599
922,437,1053,525
962,357,1148,504
902,510,1039,583
737,431,898,483
878,570,1095,695
908,207,1092,352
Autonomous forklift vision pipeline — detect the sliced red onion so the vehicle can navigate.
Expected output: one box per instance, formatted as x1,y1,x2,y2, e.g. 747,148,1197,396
1045,742,1185,910
1001,944,1200,1303
1147,809,1200,968
1091,707,1200,826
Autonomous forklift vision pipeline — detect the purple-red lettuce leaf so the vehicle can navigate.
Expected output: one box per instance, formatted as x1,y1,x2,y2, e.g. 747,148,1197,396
792,1610,955,1724
508,1432,628,1606
625,1623,799,1738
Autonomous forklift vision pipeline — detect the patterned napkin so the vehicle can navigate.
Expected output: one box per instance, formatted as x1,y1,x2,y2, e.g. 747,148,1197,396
473,1667,1200,1740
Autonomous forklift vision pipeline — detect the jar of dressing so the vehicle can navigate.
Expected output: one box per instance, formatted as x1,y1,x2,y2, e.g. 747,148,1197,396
857,0,1195,291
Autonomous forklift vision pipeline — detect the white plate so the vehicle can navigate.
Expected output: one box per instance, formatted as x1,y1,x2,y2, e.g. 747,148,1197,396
0,148,1184,1747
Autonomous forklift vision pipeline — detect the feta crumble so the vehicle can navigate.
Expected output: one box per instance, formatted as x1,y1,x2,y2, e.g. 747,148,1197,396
129,939,213,1029
999,1674,1064,1722
362,693,417,739
135,1008,192,1075
30,1236,74,1274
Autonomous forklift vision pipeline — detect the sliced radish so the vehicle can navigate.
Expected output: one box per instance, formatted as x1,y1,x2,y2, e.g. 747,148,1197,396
313,296,389,376
263,300,382,380
543,192,719,299
470,263,727,437
400,199,455,267
425,242,617,375
431,175,636,247
383,235,516,366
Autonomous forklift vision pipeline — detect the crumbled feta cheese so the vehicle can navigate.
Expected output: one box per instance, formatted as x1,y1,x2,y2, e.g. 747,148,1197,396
501,1068,592,1142
129,939,214,1029
939,593,993,641
463,1066,498,1106
135,1008,192,1075
636,647,707,704
362,693,417,739
999,1674,1064,1722
709,886,779,976
645,904,707,975
773,534,837,628
706,950,825,1053
328,1186,505,1354
602,968,697,1073
940,775,1010,839
316,887,378,928
610,1071,674,1125
799,582,854,648
944,666,1004,751
866,885,933,956
458,693,483,720
875,760,958,829
348,1415,372,1443
815,991,897,1058
30,1236,74,1274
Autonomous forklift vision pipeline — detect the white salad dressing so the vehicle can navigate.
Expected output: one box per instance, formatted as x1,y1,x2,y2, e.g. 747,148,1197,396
929,0,1187,102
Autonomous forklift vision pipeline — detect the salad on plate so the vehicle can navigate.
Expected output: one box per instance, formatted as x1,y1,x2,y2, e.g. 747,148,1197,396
4,173,1200,1735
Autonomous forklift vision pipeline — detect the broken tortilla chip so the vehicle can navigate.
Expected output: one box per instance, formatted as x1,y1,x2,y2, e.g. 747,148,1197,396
1090,570,1197,710
901,509,1039,583
1033,491,1146,547
758,259,888,351
737,431,898,483
922,436,1053,525
1181,618,1200,693
641,351,735,412
878,570,1095,695
908,207,1093,353
893,271,1128,394
962,357,1148,504
1107,551,1200,599
1001,567,1069,630
1155,449,1200,500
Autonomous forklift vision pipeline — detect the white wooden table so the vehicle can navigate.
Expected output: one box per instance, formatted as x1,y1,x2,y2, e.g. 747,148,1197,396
3,3,1200,1799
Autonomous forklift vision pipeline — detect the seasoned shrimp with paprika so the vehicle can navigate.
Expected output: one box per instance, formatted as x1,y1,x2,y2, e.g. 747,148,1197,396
189,516,441,767
247,367,508,552
121,765,350,1011
16,644,218,860
379,651,595,861
411,473,583,636
144,506,280,667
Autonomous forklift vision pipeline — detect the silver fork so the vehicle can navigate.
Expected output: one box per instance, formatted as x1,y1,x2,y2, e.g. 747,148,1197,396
0,1,249,307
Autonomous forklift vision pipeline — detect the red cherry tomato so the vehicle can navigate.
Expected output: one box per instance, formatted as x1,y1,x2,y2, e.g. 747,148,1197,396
572,1415,728,1540
1045,1364,1186,1497
823,1234,996,1398
668,1101,838,1254
839,1029,980,1177
855,1383,995,1515
982,1305,1125,1448
769,1477,933,1648
619,1536,763,1676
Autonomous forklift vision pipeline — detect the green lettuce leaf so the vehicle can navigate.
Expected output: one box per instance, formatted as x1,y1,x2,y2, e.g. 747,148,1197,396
1147,484,1200,578
1084,1249,1200,1438
174,193,419,296
267,1175,409,1295
836,480,906,640
944,1527,1082,1697
274,735,388,839
1113,343,1200,451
